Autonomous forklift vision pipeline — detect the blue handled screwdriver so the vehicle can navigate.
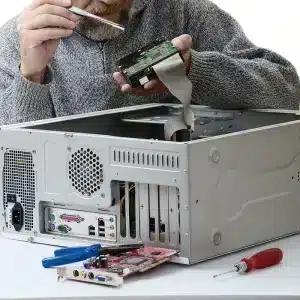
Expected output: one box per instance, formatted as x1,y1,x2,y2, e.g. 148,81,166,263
42,244,143,268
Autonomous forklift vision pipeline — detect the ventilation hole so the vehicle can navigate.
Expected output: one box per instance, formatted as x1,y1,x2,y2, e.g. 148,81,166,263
68,149,103,196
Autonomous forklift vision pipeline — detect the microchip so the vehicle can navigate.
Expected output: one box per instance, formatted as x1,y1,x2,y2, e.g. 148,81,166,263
117,40,183,88
120,257,149,266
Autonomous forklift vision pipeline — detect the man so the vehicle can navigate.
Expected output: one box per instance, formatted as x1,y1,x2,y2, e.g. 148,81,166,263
0,0,299,125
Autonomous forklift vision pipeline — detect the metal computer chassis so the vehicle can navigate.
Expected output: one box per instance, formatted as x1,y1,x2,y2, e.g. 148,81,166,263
1,103,300,265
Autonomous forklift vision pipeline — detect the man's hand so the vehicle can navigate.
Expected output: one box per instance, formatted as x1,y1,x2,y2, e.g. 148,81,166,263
113,34,192,96
18,0,79,83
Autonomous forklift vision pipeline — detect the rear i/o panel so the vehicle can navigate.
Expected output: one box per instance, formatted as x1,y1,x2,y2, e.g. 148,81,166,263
44,207,116,242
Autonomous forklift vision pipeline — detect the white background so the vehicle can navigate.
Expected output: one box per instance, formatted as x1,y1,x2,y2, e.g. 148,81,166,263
0,0,299,74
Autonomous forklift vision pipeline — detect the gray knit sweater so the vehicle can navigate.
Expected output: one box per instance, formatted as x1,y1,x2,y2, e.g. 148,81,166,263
0,0,299,125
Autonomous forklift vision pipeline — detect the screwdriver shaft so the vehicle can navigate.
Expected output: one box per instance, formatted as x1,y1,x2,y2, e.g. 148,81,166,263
213,268,237,278
69,6,125,31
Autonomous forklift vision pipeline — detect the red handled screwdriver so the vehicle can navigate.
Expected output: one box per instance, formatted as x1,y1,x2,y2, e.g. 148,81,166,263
213,248,283,278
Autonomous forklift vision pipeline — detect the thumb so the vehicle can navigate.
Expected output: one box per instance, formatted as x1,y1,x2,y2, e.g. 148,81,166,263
171,34,193,52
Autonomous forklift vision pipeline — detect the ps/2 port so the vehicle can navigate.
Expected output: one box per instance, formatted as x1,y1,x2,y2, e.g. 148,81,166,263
88,272,94,279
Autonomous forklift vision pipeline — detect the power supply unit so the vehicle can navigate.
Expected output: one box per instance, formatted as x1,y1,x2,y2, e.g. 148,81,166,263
1,103,300,265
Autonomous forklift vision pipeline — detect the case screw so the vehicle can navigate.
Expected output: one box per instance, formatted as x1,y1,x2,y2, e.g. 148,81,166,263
101,193,105,198
173,178,177,183
32,150,36,154
28,237,34,243
209,148,220,164
67,146,71,151
213,231,222,246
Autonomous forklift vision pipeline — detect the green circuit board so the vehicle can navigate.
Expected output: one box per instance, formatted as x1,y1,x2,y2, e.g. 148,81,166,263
117,40,181,88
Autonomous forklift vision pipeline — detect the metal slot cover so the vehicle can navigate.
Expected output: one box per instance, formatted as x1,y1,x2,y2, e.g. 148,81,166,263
57,267,123,287
119,182,138,240
44,207,116,242
121,182,180,247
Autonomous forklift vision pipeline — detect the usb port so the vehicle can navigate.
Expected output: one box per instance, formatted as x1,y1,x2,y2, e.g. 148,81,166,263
99,233,105,237
99,228,105,232
88,225,95,236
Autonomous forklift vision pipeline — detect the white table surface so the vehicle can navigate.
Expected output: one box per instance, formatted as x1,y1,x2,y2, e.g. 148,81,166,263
1,235,300,300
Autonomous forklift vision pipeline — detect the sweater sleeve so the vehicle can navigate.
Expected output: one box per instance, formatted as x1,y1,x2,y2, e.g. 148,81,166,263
0,18,55,125
186,0,300,110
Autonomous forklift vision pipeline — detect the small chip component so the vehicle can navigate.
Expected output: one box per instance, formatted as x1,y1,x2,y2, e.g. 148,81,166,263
117,40,183,88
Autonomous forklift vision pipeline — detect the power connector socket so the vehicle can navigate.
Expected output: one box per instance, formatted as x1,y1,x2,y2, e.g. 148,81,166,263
11,202,24,232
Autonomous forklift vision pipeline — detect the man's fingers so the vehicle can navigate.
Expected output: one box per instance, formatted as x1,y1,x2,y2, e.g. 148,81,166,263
26,28,73,47
113,72,169,95
143,79,160,90
18,3,79,33
113,73,133,93
21,14,76,30
36,27,74,41
171,34,192,51
125,84,166,96
31,5,79,22
113,72,127,86
30,0,71,10
121,84,133,93
144,80,169,95
123,86,151,96
132,89,151,96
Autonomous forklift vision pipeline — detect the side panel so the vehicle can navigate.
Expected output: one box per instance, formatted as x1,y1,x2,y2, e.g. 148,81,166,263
188,122,300,263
